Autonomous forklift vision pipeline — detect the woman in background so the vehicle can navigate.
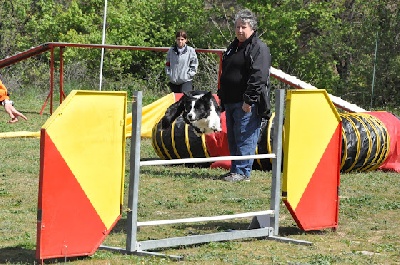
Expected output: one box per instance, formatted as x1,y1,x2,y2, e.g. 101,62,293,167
165,30,199,93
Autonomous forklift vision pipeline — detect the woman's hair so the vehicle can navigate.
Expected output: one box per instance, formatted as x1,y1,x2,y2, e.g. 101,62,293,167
235,9,258,31
175,30,187,39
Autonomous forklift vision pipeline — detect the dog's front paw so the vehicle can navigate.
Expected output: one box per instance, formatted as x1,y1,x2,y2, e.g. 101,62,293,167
208,120,222,133
213,124,222,132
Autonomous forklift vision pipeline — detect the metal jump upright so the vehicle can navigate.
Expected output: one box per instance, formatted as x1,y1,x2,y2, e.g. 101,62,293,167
100,89,312,259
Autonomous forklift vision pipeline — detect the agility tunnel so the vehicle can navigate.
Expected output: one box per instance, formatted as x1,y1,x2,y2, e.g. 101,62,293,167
152,91,400,173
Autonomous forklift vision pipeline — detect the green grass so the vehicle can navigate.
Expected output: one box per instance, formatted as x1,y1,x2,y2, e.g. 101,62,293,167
0,90,399,264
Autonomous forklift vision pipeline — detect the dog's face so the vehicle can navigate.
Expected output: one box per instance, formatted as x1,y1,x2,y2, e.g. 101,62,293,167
161,91,222,136
182,91,222,135
183,92,213,122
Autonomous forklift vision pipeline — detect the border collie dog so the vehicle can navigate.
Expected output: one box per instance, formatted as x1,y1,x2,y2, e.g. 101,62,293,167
161,91,222,136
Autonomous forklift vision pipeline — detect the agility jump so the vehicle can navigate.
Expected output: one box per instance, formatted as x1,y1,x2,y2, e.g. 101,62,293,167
36,88,343,261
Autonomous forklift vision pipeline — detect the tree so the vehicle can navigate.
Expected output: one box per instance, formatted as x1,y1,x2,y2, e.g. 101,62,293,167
0,0,398,109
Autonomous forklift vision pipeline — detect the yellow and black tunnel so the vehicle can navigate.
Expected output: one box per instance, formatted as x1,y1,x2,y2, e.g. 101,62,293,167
152,111,398,173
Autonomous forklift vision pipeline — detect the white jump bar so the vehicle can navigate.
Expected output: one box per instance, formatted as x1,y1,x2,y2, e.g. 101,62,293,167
270,66,366,113
137,210,274,227
140,153,276,166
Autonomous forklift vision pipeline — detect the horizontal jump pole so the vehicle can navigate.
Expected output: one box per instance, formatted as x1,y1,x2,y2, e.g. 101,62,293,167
270,67,366,113
137,210,274,227
140,153,276,166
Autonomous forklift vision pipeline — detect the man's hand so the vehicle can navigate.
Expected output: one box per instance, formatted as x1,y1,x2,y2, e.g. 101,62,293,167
242,102,251,113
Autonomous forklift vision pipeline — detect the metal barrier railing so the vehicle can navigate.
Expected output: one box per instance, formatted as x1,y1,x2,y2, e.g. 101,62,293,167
100,89,312,259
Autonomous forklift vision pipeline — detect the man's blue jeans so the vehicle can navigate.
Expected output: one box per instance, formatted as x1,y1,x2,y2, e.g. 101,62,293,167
224,102,262,177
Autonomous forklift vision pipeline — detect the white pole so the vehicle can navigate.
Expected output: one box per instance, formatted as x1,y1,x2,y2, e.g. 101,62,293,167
139,154,276,166
370,31,378,109
137,210,274,227
99,0,108,91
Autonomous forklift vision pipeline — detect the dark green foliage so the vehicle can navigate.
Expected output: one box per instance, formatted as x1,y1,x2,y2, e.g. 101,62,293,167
0,0,399,111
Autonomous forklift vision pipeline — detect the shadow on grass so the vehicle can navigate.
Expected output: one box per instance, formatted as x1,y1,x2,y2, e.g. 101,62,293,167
111,217,127,234
0,246,94,264
110,216,325,238
179,222,327,237
279,226,328,236
140,167,220,180
0,247,36,264
19,110,50,116
109,218,252,236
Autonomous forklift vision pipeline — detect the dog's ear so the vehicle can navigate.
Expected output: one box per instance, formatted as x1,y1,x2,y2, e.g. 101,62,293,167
208,92,221,113
161,99,185,129
202,91,212,99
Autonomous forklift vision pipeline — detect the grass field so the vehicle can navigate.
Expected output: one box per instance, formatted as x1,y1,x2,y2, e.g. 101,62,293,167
0,90,399,265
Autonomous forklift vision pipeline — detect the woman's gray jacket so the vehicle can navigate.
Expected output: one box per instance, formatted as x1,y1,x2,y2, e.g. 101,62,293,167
165,45,198,85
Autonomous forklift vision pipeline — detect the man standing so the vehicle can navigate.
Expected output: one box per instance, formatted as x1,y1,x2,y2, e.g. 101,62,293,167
218,9,272,182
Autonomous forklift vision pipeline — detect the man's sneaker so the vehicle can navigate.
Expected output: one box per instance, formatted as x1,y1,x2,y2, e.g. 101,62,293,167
215,172,234,180
223,173,250,182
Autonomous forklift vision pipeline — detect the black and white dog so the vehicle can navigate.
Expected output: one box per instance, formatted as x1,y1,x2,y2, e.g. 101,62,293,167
161,91,222,136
